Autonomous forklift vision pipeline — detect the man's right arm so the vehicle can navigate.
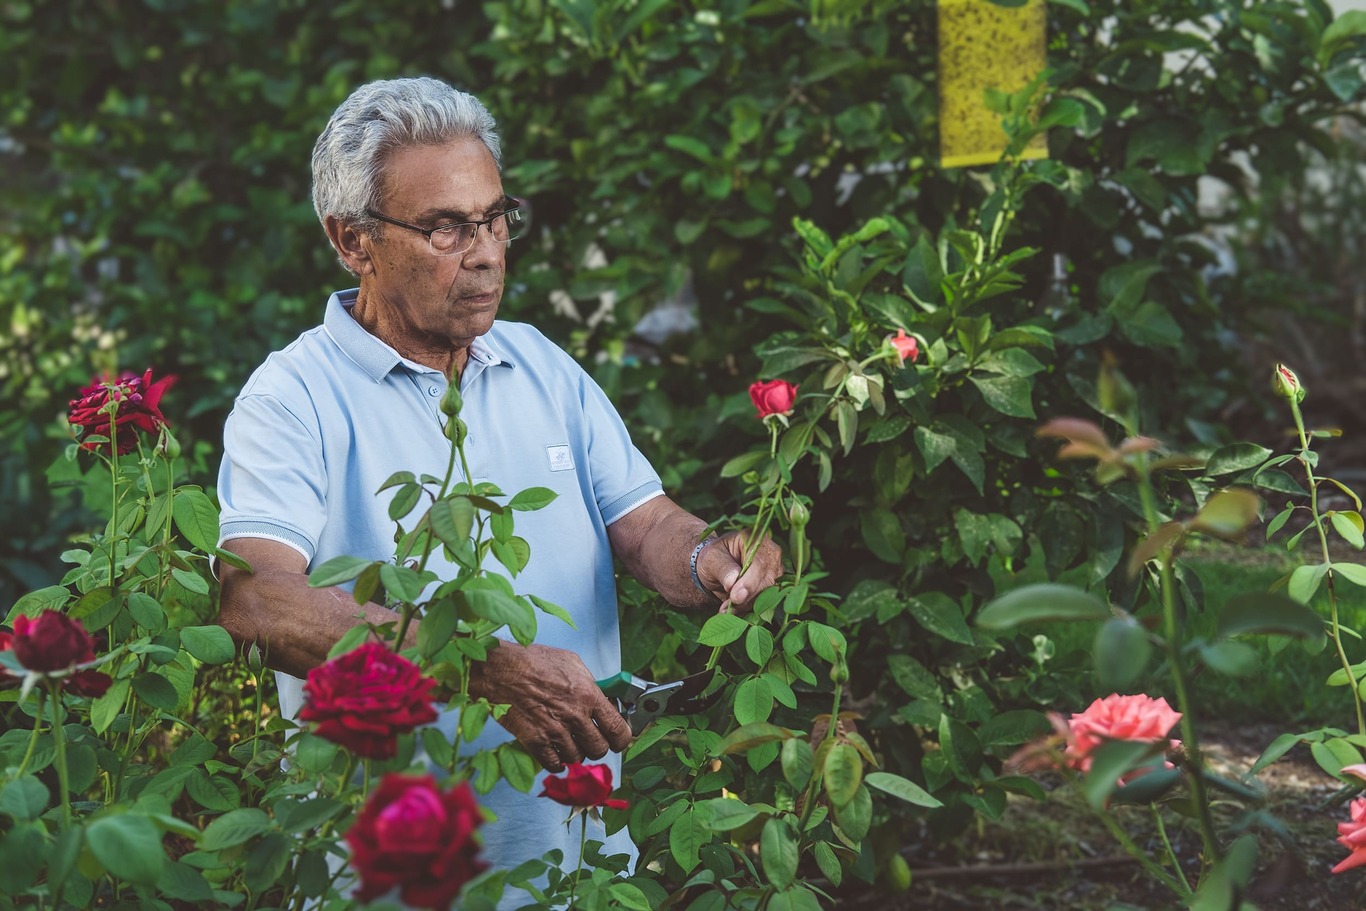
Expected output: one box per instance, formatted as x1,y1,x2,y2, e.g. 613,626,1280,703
217,537,406,678
217,537,631,771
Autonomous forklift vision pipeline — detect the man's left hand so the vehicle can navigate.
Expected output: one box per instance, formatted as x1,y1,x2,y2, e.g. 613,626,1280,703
696,530,783,613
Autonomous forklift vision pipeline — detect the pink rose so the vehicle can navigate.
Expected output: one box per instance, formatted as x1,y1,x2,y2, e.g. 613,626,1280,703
300,642,439,759
1064,693,1182,775
886,328,919,365
347,773,487,908
749,379,798,419
1335,797,1366,874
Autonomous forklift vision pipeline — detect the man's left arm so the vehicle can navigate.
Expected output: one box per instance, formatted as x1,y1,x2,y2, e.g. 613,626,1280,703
607,495,782,612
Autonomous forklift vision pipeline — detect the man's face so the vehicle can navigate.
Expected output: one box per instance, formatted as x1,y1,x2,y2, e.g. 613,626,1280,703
361,139,507,351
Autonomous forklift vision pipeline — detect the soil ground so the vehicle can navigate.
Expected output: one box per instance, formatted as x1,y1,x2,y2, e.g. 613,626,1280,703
836,722,1366,910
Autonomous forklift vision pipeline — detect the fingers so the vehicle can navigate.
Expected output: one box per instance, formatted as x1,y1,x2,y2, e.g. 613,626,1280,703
477,642,632,772
703,531,783,612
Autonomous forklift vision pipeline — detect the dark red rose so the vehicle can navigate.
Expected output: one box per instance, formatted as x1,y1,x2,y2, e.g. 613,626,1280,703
68,368,176,455
748,379,798,419
9,613,113,695
299,642,439,759
12,612,97,672
347,773,487,910
538,762,629,810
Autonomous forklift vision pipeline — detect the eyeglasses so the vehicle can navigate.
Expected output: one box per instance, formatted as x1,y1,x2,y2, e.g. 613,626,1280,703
364,196,529,256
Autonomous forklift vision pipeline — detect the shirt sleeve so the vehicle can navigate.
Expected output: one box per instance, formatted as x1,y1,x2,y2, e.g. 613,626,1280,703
576,369,664,526
217,392,328,563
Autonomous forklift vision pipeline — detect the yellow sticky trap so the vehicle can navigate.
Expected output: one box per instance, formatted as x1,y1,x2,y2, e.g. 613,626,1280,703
938,0,1048,169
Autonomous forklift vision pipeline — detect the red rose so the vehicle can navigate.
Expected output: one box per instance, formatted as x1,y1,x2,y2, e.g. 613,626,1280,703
538,762,629,810
347,774,487,909
300,642,439,760
749,379,798,419
887,328,919,365
9,613,113,695
68,368,176,455
12,612,98,672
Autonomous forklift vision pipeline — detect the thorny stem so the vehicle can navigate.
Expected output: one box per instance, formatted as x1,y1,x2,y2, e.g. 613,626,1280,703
1134,459,1220,876
1289,397,1365,737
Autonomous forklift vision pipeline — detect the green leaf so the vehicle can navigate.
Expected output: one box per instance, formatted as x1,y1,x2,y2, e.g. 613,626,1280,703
1311,737,1363,778
669,807,707,873
760,817,799,890
908,593,974,645
1332,513,1366,549
1189,835,1258,911
6,585,72,623
170,566,210,596
157,861,214,903
133,673,182,710
126,592,167,632
87,814,167,885
1093,615,1151,689
1189,489,1261,537
463,580,536,644
745,624,775,667
1203,443,1273,476
698,613,749,647
0,776,48,821
832,780,872,841
1336,563,1366,588
734,676,774,726
1197,640,1258,677
781,738,814,790
245,832,292,893
528,594,576,629
430,497,475,550
1218,592,1325,647
202,808,270,852
718,723,797,755
172,488,220,553
976,583,1109,629
509,487,558,511
969,374,1035,418
1288,562,1331,604
812,841,843,887
696,798,761,832
823,743,862,807
1082,740,1166,810
187,770,240,812
179,624,235,664
865,771,943,808
1319,10,1366,65
307,555,374,588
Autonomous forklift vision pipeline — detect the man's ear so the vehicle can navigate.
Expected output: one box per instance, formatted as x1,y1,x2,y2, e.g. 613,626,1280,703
324,215,375,275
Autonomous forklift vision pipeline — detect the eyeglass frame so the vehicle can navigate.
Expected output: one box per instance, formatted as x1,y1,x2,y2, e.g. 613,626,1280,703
363,195,526,256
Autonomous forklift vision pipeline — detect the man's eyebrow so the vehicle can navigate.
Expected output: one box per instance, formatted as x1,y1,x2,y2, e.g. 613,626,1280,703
416,197,508,224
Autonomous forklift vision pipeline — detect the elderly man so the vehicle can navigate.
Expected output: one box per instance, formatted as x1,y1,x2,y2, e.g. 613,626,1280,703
215,76,780,900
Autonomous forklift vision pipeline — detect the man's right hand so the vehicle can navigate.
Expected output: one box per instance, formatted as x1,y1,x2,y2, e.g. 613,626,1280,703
467,641,633,772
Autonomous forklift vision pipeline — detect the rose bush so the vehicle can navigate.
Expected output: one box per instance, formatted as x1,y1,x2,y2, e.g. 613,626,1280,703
299,640,440,760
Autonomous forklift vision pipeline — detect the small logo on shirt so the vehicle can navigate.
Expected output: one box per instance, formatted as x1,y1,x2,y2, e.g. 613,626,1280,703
546,444,575,472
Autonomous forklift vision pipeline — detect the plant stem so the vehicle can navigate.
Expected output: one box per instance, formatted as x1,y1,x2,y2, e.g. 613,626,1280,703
1094,804,1188,898
568,812,588,910
1134,461,1220,874
15,689,45,778
1289,397,1365,736
1151,805,1191,893
50,685,73,826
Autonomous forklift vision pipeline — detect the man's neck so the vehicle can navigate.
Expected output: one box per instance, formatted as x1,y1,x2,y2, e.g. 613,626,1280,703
349,291,470,380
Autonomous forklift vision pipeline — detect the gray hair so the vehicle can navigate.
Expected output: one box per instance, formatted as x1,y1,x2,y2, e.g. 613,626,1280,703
311,77,502,269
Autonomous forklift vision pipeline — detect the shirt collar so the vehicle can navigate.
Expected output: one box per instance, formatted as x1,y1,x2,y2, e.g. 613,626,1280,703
323,289,515,382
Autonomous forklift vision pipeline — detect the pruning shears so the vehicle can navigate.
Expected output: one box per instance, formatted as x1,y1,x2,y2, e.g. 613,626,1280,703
596,670,719,735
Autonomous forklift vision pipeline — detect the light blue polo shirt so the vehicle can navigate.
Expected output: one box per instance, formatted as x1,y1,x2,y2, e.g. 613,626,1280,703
217,289,662,902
